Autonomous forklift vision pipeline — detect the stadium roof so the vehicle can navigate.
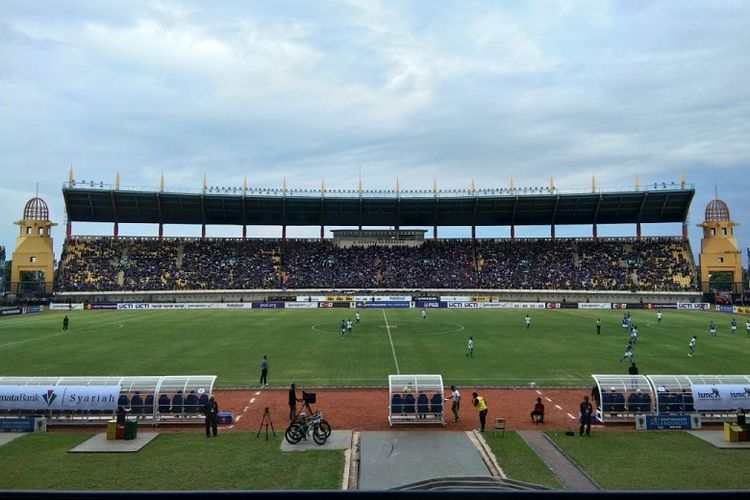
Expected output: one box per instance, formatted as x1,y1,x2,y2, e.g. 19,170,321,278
62,182,694,228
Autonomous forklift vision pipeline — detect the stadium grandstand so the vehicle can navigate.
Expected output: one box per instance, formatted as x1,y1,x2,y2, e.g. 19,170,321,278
52,176,701,303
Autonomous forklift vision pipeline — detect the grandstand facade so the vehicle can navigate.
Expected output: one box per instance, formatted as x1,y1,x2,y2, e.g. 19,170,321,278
46,178,705,304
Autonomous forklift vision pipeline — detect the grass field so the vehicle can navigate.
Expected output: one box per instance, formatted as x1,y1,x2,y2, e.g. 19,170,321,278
1,308,748,387
1,431,748,491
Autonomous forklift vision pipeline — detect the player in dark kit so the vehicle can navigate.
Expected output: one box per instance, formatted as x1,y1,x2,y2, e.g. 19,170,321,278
62,315,69,331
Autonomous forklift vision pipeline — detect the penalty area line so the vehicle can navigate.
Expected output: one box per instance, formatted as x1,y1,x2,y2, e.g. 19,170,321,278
382,310,400,375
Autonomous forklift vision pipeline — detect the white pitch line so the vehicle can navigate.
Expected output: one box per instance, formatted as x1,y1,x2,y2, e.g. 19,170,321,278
535,390,542,395
567,413,577,420
242,406,249,412
544,397,552,402
250,398,256,404
555,405,563,410
254,391,260,396
382,310,400,375
235,415,243,423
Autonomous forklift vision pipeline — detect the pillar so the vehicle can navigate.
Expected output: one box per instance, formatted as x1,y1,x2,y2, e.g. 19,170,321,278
471,225,476,240
433,226,438,240
320,226,325,241
242,225,247,241
511,225,515,242
636,223,642,242
282,225,287,242
158,223,163,241
593,224,598,242
201,224,206,240
551,224,555,240
66,221,72,241
113,222,119,241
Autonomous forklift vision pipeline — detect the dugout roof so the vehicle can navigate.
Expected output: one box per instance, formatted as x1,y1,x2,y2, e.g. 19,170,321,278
62,182,694,227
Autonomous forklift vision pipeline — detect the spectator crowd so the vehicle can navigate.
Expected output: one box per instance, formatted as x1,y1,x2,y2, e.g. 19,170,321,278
55,236,697,293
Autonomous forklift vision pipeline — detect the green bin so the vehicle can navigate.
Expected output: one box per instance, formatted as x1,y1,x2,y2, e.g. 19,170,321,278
124,418,138,440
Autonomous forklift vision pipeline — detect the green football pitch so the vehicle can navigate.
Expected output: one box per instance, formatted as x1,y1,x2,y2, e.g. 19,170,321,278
0,308,748,387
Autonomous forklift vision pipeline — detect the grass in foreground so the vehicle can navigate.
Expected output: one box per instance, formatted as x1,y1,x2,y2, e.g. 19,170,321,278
484,432,565,490
0,432,343,490
547,431,750,490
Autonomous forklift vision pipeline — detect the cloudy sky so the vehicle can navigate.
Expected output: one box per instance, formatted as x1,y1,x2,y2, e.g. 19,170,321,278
1,0,748,264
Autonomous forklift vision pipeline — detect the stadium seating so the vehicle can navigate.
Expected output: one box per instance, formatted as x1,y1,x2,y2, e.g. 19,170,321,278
55,236,697,292
391,394,402,414
184,392,200,413
130,392,144,414
602,392,626,414
417,393,430,417
143,394,154,415
170,392,184,413
402,394,415,414
158,394,170,414
430,393,443,414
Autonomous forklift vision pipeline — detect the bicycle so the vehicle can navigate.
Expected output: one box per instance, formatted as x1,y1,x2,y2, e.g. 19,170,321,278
284,409,332,445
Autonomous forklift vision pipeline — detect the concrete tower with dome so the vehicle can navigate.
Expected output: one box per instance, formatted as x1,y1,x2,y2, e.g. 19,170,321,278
697,197,744,295
11,196,57,296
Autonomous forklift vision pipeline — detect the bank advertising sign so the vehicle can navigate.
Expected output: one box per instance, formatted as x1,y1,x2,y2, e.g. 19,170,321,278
691,384,750,411
0,385,120,412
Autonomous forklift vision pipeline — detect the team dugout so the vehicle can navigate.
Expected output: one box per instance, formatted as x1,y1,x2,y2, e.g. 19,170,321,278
388,374,445,426
592,374,750,423
0,375,216,425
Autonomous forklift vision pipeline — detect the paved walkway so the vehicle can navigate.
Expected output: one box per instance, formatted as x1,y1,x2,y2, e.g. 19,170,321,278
518,431,599,491
358,431,491,490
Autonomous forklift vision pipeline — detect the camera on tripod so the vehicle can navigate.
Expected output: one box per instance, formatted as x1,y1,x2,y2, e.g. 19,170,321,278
302,391,316,404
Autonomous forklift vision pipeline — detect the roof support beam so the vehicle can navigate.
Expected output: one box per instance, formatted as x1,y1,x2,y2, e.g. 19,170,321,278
636,193,648,223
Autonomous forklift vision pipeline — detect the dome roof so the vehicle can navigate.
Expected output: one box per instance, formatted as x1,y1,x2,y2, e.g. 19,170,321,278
23,197,50,221
705,199,730,222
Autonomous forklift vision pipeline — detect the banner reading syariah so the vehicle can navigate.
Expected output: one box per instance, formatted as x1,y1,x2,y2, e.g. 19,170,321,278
691,384,750,411
0,385,120,412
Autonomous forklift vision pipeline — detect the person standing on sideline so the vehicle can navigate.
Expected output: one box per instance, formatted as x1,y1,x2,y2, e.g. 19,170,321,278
629,362,638,376
525,314,531,329
203,395,219,437
355,310,360,324
731,318,738,335
259,355,269,386
445,385,461,422
472,392,488,432
579,396,593,436
421,308,427,319
709,321,717,337
466,337,474,358
745,319,750,338
657,311,663,323
688,336,697,357
288,383,301,421
596,318,601,335
62,315,69,331
530,397,545,424
347,319,353,336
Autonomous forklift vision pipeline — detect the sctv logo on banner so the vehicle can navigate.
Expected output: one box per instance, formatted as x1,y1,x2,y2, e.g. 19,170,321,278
447,302,479,308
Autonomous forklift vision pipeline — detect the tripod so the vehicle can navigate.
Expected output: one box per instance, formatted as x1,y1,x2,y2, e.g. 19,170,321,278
256,407,276,440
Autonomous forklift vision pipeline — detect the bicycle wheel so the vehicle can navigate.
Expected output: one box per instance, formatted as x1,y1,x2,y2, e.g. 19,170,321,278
285,423,303,444
319,419,332,437
313,423,328,445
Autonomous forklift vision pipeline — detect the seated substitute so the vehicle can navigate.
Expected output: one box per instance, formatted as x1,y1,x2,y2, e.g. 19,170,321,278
530,397,545,424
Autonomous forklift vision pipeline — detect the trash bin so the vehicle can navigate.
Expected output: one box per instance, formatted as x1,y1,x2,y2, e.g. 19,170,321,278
124,418,138,440
106,420,118,440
